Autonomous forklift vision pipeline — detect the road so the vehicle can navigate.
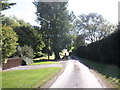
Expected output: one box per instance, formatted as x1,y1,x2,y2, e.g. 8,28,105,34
3,64,62,71
50,58,105,88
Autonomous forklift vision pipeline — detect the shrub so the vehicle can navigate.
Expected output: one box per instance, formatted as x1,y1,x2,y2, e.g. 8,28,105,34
22,56,33,65
16,45,34,65
21,45,34,59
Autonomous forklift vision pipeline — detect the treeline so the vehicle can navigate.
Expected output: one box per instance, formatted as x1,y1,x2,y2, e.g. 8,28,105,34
74,24,120,67
2,16,46,64
1,1,75,64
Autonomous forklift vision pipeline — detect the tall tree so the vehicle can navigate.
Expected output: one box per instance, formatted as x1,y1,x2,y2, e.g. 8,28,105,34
75,13,116,43
34,2,73,59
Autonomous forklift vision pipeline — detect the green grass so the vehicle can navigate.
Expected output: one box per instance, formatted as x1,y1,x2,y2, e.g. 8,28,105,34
30,61,60,65
33,54,55,60
2,67,62,88
33,51,67,61
79,58,120,89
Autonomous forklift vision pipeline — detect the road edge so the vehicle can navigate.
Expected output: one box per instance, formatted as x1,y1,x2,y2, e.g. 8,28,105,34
90,69,114,88
41,60,67,88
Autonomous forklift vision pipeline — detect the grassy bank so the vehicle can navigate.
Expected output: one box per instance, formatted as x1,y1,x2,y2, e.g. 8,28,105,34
79,58,120,89
2,67,62,88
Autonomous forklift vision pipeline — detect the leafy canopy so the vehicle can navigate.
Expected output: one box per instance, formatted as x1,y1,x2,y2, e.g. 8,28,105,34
34,2,73,59
75,13,116,43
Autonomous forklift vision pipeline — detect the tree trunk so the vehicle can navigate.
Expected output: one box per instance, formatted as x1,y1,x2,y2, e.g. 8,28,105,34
54,51,61,60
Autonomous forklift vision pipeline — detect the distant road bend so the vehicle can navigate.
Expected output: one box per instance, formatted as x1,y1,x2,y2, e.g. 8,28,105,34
50,57,106,88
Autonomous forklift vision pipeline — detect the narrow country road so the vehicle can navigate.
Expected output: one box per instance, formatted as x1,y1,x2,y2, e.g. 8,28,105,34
50,58,105,88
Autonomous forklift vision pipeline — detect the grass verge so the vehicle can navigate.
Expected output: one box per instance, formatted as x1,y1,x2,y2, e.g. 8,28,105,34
79,58,120,89
2,67,62,88
30,61,60,65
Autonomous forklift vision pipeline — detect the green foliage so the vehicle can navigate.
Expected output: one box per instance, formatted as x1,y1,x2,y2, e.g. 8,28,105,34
34,2,74,59
2,16,20,28
14,25,45,56
2,67,62,88
2,16,31,28
33,53,55,60
21,45,34,59
0,1,16,64
75,13,116,43
16,45,34,65
108,77,120,89
2,16,45,57
73,23,120,88
22,56,33,65
30,61,59,65
74,23,120,67
74,35,85,48
15,45,22,57
2,25,18,63
0,0,16,11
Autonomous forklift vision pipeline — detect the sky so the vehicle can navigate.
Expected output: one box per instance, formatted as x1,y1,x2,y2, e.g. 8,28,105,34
2,0,119,26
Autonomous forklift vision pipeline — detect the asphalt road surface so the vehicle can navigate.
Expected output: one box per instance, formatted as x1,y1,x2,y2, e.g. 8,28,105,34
50,58,104,88
3,64,62,71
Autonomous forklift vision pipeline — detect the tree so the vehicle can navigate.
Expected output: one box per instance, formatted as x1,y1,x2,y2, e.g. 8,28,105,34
0,0,16,18
76,13,116,43
2,16,20,28
34,2,73,59
0,0,16,64
69,11,78,36
2,16,31,28
74,24,120,68
2,16,45,57
14,25,45,57
2,25,18,64
74,35,85,48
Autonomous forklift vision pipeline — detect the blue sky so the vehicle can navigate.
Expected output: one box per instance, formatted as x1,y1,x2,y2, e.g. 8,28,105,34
2,0,119,26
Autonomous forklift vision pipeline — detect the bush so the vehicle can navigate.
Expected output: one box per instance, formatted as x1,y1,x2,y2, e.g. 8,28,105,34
21,45,34,59
16,45,34,65
22,56,33,65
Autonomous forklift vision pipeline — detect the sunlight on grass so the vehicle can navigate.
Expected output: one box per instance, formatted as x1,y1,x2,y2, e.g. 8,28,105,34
33,51,67,61
33,54,55,60
2,67,62,88
30,61,60,65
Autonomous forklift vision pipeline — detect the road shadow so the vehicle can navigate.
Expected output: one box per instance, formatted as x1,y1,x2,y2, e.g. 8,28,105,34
70,55,120,79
